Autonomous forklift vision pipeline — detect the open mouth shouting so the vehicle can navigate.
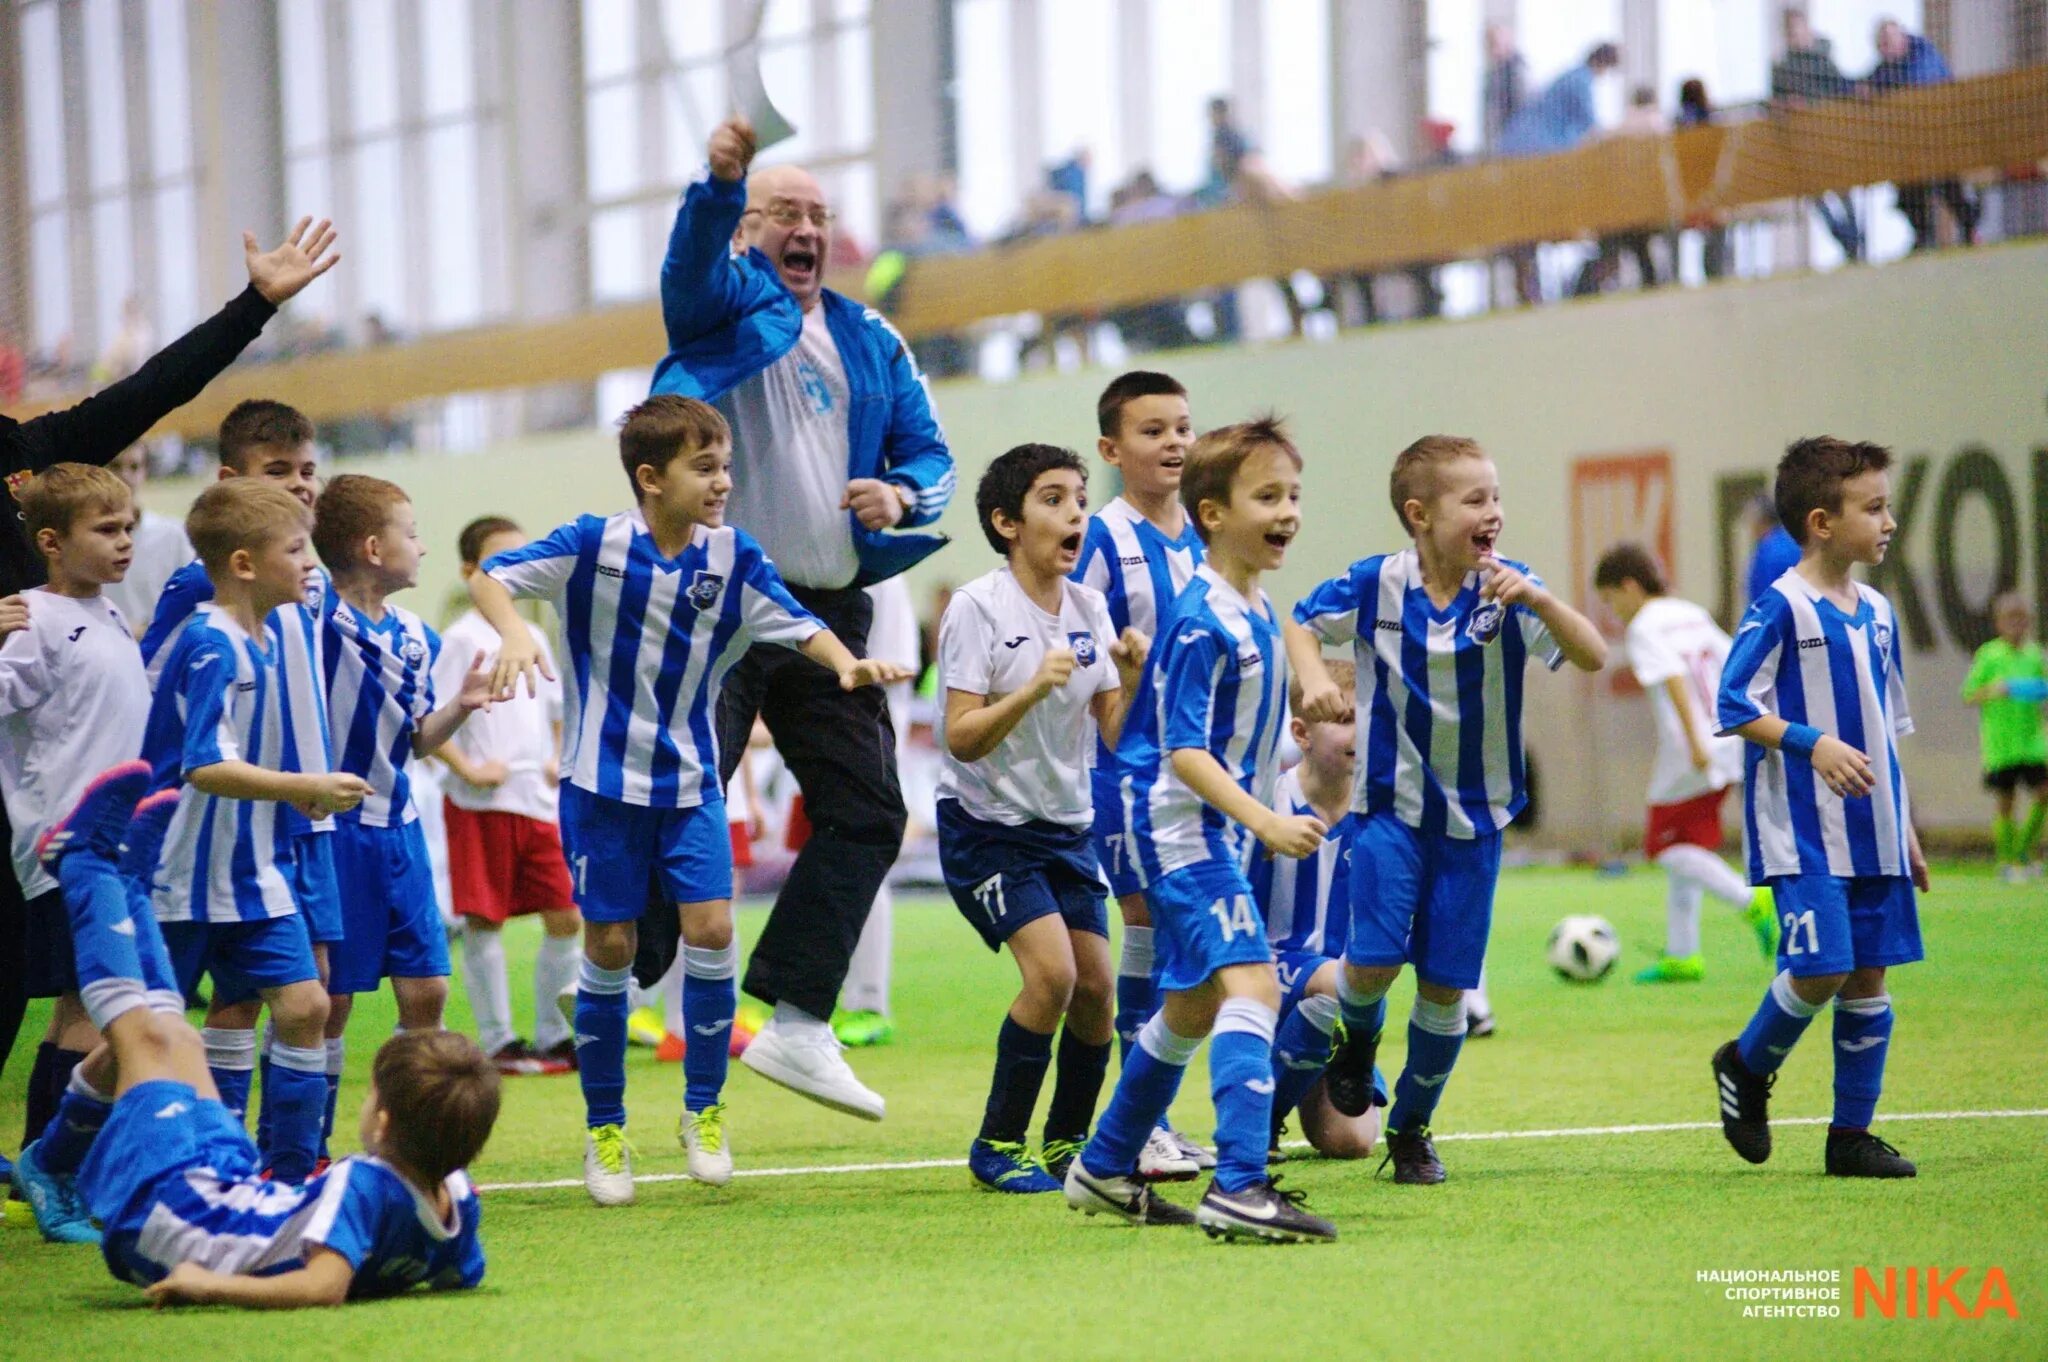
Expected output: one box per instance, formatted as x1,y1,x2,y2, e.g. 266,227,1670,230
1056,530,1083,565
779,244,820,288
1263,525,1297,554
1472,527,1500,558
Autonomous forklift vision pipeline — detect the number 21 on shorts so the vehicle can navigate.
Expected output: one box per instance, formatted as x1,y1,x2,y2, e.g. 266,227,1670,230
1781,908,1819,955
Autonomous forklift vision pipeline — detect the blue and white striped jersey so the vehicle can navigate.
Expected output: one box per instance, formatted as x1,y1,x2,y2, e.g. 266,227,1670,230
1717,572,1914,880
1074,497,1202,769
1294,549,1564,840
1247,767,1356,959
142,605,297,924
141,560,335,835
321,598,441,828
485,510,824,808
1113,565,1289,884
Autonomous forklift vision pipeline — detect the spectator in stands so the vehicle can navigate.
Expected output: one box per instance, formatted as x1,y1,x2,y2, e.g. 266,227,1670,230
1206,97,1252,196
1573,86,1666,296
1770,10,1865,261
1047,149,1091,225
1868,17,1980,251
1482,24,1528,153
1500,42,1623,304
1105,171,1198,353
1675,78,1731,280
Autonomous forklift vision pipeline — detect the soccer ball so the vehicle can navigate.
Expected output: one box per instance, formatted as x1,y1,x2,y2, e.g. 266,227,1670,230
1547,915,1620,982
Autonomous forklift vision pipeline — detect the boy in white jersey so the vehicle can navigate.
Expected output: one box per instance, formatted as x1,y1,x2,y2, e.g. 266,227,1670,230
436,517,580,1075
312,475,492,1041
475,396,907,1205
1711,437,1929,1179
0,465,150,1241
1071,370,1210,1180
1593,542,1777,982
938,444,1143,1193
1287,435,1607,1185
103,445,192,636
1067,417,1335,1243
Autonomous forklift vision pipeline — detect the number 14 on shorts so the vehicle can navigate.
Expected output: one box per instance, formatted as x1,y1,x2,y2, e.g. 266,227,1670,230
1210,894,1257,941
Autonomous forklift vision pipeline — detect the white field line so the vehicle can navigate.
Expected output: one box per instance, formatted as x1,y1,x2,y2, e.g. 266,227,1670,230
474,1107,2048,1193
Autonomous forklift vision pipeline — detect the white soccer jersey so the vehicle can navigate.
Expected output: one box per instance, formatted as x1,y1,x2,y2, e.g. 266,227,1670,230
1623,596,1744,806
435,610,561,823
0,590,150,898
936,567,1120,828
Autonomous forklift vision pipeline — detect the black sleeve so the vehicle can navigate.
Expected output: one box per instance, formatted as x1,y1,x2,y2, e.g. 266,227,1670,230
2,284,277,478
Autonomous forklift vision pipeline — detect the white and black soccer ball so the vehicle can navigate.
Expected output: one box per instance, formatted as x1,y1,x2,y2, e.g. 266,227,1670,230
1547,915,1620,982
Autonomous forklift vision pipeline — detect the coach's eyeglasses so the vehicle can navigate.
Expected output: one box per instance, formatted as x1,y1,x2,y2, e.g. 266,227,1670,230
742,202,836,230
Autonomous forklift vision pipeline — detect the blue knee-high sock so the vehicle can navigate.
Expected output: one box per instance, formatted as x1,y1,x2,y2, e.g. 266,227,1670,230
1210,999,1279,1193
1388,995,1468,1133
1335,974,1388,1046
59,849,152,1027
1831,994,1894,1131
321,1038,345,1157
1113,927,1156,1065
37,1066,114,1176
1081,1012,1198,1179
681,943,737,1112
576,959,632,1130
1737,971,1823,1076
264,1042,328,1182
1271,994,1340,1127
202,1027,258,1126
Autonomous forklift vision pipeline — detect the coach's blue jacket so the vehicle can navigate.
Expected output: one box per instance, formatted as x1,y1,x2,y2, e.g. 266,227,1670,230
651,172,955,588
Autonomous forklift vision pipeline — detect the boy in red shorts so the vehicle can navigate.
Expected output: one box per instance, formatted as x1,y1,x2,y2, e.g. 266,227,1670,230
436,517,581,1073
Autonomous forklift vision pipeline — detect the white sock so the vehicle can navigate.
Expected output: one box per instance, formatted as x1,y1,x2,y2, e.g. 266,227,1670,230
461,925,515,1056
660,956,685,1037
1658,843,1752,907
841,884,893,1014
532,932,580,1051
1664,877,1705,957
771,1000,831,1039
1118,925,1155,980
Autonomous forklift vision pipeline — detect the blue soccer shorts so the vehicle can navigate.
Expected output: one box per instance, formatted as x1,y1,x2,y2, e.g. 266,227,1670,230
1767,873,1922,978
937,799,1108,952
1344,813,1502,991
557,784,732,924
81,1079,261,1287
288,829,345,946
161,913,320,1006
1089,766,1144,899
1143,859,1274,994
330,818,449,994
1273,949,1336,1017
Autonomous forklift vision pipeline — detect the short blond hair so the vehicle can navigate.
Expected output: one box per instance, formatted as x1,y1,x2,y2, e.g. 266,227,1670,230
18,463,131,542
1179,414,1302,544
1390,434,1486,533
1290,657,1357,718
185,478,310,573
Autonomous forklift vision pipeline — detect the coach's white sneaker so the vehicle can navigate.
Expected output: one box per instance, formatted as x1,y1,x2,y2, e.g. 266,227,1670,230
584,1124,635,1206
740,1019,885,1121
1137,1127,1200,1181
680,1104,734,1186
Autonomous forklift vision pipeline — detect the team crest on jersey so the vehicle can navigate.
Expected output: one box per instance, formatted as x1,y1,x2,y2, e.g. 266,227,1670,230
687,570,726,611
401,635,428,667
1872,621,1892,653
302,575,323,609
1068,631,1098,667
1466,600,1505,645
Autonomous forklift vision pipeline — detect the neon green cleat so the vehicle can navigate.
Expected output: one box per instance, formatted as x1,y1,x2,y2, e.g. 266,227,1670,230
1039,1137,1085,1183
831,1009,896,1048
1744,887,1780,959
626,1006,667,1049
1633,953,1706,984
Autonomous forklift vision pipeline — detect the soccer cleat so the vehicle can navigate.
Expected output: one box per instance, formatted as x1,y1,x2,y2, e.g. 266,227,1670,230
1711,1040,1774,1164
538,1038,579,1071
1825,1128,1916,1178
1136,1127,1199,1181
1039,1137,1084,1184
492,1038,572,1076
12,1141,101,1244
35,759,153,871
1324,1028,1385,1118
627,1006,667,1049
119,789,183,882
1745,888,1780,959
1634,953,1706,984
1169,1128,1215,1171
1379,1126,1447,1184
1195,1176,1336,1243
1064,1160,1195,1226
739,1020,885,1121
1467,1009,1497,1038
968,1139,1062,1194
680,1105,734,1186
583,1125,635,1206
831,1009,897,1048
655,1033,686,1064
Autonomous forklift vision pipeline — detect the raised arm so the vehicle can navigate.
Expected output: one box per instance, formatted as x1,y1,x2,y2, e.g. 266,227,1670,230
658,118,757,353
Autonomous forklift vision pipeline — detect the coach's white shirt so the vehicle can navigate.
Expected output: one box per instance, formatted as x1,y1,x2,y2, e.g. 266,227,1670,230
1624,596,1744,806
936,567,1120,828
434,609,562,824
102,509,192,632
0,590,150,897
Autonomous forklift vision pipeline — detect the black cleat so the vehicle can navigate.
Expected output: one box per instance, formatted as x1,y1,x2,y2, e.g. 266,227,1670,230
1195,1176,1336,1243
1324,1027,1383,1118
1378,1126,1446,1184
1712,1040,1774,1164
1825,1129,1916,1179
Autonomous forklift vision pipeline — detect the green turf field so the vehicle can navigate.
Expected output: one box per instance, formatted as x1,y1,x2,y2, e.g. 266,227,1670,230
4,864,2042,1361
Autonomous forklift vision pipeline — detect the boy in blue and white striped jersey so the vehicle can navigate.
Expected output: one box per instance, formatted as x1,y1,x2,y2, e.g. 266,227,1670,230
1710,437,1929,1181
1286,434,1606,1186
472,396,908,1207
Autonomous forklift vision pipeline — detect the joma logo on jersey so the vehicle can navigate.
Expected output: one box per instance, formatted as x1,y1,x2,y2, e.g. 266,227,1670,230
1375,618,1402,633
1853,1266,2019,1320
1118,554,1147,567
1799,637,1828,650
596,565,625,579
687,571,725,610
1068,632,1097,667
236,680,256,693
1466,601,1505,645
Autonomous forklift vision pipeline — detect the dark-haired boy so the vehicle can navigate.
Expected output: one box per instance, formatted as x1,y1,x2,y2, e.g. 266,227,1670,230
938,444,1142,1193
1592,542,1776,982
1071,370,1209,1179
473,395,907,1205
1711,437,1928,1179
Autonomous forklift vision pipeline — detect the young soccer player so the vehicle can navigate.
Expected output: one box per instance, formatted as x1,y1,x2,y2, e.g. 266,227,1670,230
145,479,375,1184
1066,416,1336,1242
0,465,149,1241
434,516,580,1074
102,445,192,636
938,444,1142,1194
1071,370,1210,1180
1963,591,2047,881
1287,435,1607,1185
313,474,494,1039
1592,542,1778,982
1249,658,1389,1161
473,395,908,1206
31,760,495,1304
1711,437,1929,1179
